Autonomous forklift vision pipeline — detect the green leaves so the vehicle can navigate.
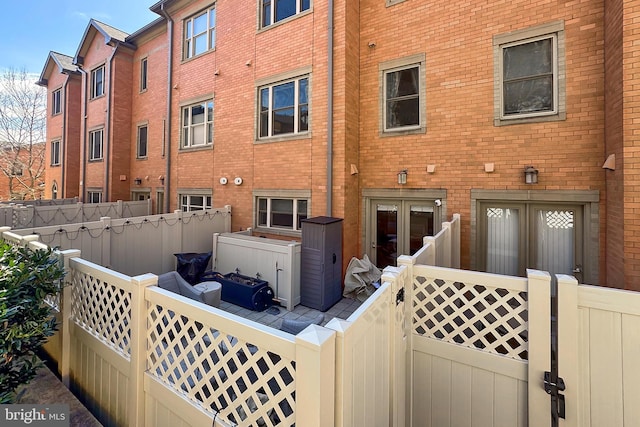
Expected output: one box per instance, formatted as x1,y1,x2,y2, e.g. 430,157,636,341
0,242,65,403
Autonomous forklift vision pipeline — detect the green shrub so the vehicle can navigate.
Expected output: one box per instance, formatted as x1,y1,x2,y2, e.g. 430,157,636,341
0,242,65,403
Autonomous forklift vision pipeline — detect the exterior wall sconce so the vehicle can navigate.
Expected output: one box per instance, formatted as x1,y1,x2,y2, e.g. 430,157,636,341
159,175,165,185
397,169,408,185
134,178,142,185
524,166,538,184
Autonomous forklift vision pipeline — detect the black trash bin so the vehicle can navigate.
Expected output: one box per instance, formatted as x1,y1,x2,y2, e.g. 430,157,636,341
174,252,212,285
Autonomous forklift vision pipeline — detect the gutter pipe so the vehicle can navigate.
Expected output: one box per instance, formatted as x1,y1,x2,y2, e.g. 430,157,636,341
78,67,88,202
60,76,68,198
326,0,334,216
160,3,173,214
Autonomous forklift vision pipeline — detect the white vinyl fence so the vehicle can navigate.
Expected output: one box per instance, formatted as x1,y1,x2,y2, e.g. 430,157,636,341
0,199,151,229
6,207,231,276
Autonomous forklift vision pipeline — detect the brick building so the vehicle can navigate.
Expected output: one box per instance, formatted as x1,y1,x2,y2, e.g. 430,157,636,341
37,0,640,288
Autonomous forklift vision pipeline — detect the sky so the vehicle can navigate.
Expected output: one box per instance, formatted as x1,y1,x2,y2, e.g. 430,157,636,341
0,1,159,75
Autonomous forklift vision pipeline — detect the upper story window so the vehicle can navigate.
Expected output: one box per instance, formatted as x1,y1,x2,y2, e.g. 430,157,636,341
137,125,148,158
52,89,61,115
493,21,565,125
90,65,105,99
259,76,308,139
89,129,103,161
261,0,310,28
181,101,214,148
180,194,212,211
140,58,148,92
184,7,216,59
379,53,426,135
11,165,23,176
51,140,61,166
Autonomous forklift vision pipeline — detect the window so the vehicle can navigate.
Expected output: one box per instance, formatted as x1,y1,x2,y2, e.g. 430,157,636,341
493,21,565,125
89,129,103,161
87,191,102,203
184,7,216,59
261,0,310,28
180,194,212,211
259,76,308,138
256,196,308,231
140,58,148,91
379,54,426,135
90,65,105,99
51,182,58,200
51,140,61,166
11,165,23,176
181,101,213,148
137,125,148,158
52,89,61,115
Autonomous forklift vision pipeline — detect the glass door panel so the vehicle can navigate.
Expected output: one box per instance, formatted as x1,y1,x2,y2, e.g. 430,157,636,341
532,207,580,278
409,205,434,255
485,206,521,276
376,204,398,268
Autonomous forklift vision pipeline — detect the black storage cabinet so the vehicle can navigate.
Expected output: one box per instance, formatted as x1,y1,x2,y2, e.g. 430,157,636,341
300,216,343,311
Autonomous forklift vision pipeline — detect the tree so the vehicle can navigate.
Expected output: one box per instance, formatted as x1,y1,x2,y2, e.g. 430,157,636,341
0,69,46,201
0,242,65,403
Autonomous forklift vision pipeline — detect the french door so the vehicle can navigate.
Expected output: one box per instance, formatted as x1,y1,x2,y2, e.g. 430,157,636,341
480,202,583,281
370,199,437,268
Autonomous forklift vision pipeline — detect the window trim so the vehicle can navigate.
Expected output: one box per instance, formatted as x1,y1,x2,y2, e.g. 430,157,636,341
379,53,426,136
178,190,213,212
140,57,148,92
90,65,105,99
259,0,312,30
256,71,311,142
180,99,214,149
86,190,103,204
88,128,104,161
137,124,148,159
52,88,62,115
493,21,565,126
183,6,216,60
253,189,311,236
51,139,61,166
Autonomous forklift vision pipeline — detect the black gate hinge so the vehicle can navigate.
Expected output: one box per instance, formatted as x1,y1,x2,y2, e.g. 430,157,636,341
544,371,566,419
395,288,404,305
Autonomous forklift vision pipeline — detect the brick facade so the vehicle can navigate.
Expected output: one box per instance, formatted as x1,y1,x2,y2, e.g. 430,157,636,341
38,0,639,289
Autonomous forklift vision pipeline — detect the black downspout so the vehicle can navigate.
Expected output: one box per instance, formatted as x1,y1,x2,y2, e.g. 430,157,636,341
160,4,173,214
104,44,119,201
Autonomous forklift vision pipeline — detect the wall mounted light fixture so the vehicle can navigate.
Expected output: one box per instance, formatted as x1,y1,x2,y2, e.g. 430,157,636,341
524,166,538,184
397,169,408,185
134,178,142,185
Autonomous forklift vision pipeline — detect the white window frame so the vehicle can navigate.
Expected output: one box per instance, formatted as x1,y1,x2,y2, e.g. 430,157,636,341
181,100,214,148
493,21,565,126
184,6,216,60
52,88,61,115
90,65,105,99
258,75,309,139
254,190,310,233
180,194,212,212
140,57,148,92
137,125,148,159
379,53,426,136
51,140,61,166
87,190,102,203
261,0,311,28
89,129,103,161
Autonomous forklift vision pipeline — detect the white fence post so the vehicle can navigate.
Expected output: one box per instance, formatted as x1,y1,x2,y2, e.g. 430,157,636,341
441,221,452,267
557,274,579,427
422,236,436,265
224,205,232,232
58,249,81,387
451,213,461,268
117,200,123,217
100,217,112,268
527,269,552,427
296,325,336,427
129,273,157,427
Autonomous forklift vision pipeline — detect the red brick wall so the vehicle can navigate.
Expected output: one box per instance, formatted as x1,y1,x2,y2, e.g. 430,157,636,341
604,0,624,287
359,0,606,276
622,0,640,288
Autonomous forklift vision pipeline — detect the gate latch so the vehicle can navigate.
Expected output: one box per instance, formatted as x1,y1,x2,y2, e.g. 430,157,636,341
544,371,566,419
395,288,404,305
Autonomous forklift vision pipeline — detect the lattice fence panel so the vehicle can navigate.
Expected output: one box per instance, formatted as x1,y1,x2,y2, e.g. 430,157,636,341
70,269,131,355
148,304,296,426
412,274,528,360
